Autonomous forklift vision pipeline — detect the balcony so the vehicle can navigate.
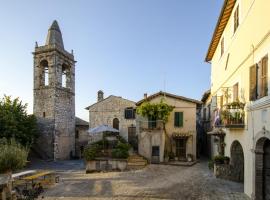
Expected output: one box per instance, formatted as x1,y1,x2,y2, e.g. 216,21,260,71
138,120,164,131
217,102,245,129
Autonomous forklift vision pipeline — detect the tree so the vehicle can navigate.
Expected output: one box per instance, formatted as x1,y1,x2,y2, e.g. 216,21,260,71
0,95,38,146
136,99,174,154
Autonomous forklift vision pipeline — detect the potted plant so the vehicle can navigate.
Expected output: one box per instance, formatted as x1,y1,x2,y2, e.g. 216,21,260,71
213,155,225,165
221,110,230,125
187,154,193,162
224,156,230,164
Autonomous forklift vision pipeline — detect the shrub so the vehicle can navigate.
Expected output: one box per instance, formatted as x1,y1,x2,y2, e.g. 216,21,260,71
111,142,130,159
213,155,225,164
0,138,29,173
83,145,98,161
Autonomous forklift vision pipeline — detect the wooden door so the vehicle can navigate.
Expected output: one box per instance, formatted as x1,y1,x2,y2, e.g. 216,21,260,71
175,139,186,160
263,140,270,200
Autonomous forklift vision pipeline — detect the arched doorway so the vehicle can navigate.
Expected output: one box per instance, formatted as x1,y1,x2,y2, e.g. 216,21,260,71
113,118,119,130
230,140,244,182
255,137,270,200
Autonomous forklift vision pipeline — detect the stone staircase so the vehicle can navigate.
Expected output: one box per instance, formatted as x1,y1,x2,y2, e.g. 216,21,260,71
127,154,148,170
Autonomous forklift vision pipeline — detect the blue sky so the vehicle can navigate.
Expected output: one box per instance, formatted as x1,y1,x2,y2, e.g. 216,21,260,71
0,0,223,120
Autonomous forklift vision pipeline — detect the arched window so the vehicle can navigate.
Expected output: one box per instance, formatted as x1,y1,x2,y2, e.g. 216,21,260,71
40,60,49,86
62,64,69,88
113,118,119,130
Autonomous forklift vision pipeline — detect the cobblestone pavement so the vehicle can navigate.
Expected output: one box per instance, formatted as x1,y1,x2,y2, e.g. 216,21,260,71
40,161,250,200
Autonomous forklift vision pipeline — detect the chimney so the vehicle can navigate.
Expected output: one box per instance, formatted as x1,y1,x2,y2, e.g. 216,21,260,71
97,90,104,102
144,93,147,99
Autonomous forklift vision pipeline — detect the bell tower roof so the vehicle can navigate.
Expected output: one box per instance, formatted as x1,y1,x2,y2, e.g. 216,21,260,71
45,20,64,49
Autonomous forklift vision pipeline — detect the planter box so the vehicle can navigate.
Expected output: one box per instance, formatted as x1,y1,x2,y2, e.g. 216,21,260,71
86,158,127,173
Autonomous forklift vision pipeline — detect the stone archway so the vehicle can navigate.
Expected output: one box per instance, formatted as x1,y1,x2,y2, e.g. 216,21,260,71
230,140,244,182
255,137,270,200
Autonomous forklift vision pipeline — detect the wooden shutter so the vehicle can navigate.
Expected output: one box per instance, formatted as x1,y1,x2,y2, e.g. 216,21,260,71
233,83,239,101
249,64,257,101
220,95,224,109
179,112,183,127
174,112,180,127
262,56,268,97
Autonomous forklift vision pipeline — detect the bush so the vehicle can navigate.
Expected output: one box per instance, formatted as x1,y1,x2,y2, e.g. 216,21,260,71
213,155,225,164
111,142,130,159
83,145,98,161
0,138,29,173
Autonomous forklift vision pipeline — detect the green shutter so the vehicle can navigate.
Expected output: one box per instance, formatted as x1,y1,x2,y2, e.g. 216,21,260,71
174,112,183,127
174,112,179,127
179,112,183,127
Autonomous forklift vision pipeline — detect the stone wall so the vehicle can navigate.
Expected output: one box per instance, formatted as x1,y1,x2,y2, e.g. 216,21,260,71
214,163,244,182
75,126,89,158
88,96,136,141
33,40,75,160
86,159,127,173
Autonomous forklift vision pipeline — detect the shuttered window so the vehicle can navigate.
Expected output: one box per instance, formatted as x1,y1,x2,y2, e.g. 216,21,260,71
125,108,135,119
174,112,183,127
221,38,224,57
250,64,257,101
250,56,268,101
261,56,268,97
234,5,239,33
233,83,239,102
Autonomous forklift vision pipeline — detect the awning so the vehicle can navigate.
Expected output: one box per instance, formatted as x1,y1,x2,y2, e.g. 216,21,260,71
88,125,119,135
207,128,226,136
172,132,192,138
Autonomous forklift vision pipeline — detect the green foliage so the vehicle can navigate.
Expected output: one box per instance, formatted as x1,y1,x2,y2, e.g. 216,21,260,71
208,160,214,170
0,138,29,173
213,155,226,164
136,99,174,123
83,145,98,161
0,95,38,146
112,142,130,159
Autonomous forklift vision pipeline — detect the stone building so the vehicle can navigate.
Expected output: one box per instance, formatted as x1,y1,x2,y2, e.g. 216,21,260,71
86,91,136,144
136,91,201,163
205,0,270,198
33,20,76,160
75,117,89,158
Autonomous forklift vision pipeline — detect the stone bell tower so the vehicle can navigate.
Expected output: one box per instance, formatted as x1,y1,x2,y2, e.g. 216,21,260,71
33,20,75,160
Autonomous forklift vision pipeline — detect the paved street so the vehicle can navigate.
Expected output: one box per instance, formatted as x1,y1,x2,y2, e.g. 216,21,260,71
38,160,250,200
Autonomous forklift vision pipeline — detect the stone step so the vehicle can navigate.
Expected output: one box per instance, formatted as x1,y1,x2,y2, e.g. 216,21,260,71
128,161,147,165
128,158,146,162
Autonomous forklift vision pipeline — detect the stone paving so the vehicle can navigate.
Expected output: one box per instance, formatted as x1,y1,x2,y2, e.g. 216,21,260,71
36,160,250,200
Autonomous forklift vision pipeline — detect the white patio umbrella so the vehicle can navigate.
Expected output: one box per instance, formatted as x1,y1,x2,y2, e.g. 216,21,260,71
88,124,119,135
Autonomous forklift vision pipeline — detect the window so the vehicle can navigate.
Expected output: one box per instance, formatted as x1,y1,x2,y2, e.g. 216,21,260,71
174,112,183,127
221,38,224,57
113,118,119,130
44,67,49,86
43,112,46,118
249,55,268,101
225,53,230,70
124,107,135,119
233,83,239,101
234,5,239,33
148,116,157,129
